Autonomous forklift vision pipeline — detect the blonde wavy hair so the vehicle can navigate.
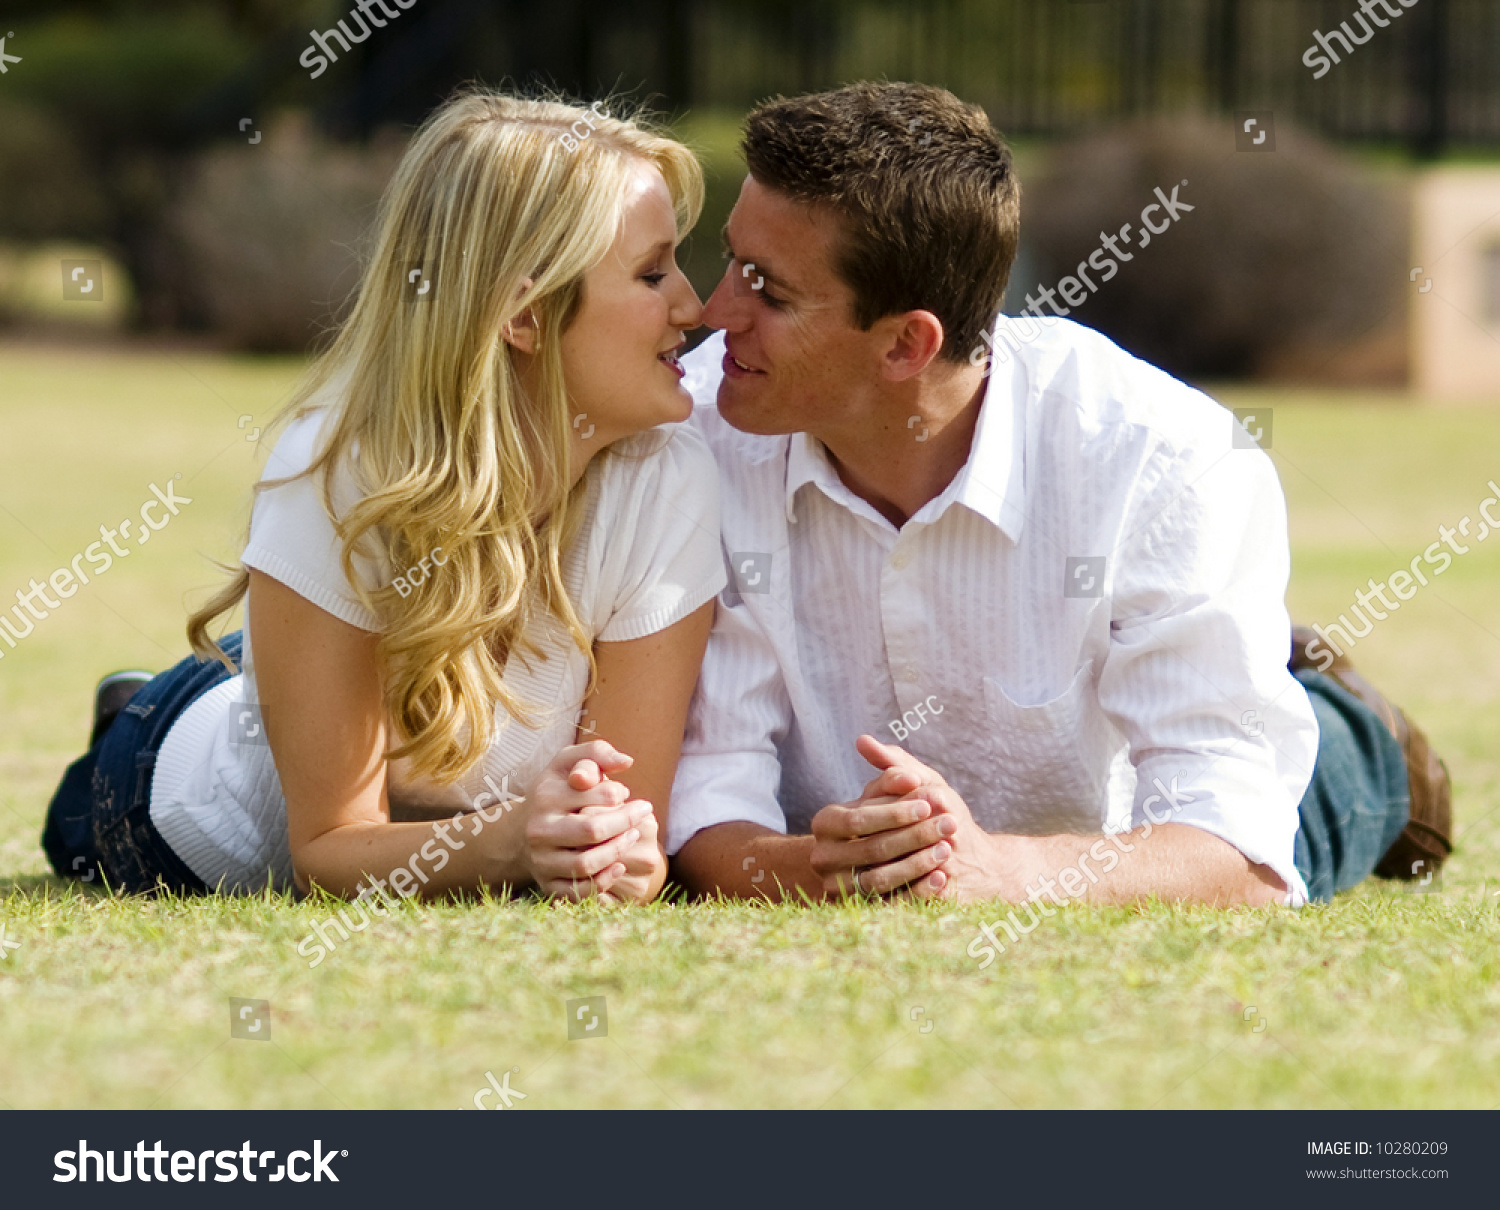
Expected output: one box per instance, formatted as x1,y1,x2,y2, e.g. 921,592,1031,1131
188,89,704,783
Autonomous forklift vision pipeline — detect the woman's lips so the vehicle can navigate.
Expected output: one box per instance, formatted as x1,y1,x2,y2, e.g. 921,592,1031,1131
658,350,685,379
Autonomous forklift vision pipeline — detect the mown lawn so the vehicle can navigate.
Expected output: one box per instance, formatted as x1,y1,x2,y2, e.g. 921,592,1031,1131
0,347,1495,1110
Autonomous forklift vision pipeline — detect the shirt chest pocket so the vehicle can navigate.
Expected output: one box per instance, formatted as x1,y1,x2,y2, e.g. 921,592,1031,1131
980,663,1119,834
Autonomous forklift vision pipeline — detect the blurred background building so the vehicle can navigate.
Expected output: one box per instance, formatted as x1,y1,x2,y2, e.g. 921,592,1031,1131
1,0,1498,396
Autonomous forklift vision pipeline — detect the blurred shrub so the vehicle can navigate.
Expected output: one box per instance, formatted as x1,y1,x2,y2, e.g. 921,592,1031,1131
3,13,248,148
170,116,402,352
674,109,749,304
174,106,741,353
0,11,256,330
1018,118,1409,380
0,102,109,242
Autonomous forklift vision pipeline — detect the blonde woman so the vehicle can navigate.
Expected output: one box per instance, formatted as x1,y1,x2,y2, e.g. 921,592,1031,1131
42,91,723,904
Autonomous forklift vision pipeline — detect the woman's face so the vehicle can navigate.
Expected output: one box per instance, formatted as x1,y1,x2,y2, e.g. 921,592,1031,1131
559,160,703,471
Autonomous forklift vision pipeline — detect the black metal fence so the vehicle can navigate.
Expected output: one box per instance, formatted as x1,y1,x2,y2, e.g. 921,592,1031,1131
460,0,1499,156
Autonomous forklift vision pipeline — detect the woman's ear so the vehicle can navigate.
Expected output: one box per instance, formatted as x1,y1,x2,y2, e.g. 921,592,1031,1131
500,276,539,354
501,310,539,354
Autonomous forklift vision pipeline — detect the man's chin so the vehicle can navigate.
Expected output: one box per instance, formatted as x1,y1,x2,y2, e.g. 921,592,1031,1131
715,381,794,436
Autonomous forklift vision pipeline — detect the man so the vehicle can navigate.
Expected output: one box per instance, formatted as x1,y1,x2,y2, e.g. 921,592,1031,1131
666,81,1451,911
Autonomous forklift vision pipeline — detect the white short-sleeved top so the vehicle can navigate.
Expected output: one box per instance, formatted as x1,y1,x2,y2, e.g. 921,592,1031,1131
150,393,725,893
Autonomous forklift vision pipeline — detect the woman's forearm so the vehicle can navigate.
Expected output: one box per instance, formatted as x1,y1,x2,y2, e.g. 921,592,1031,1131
293,809,533,901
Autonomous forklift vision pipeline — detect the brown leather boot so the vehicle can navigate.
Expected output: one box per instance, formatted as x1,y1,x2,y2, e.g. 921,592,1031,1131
1290,627,1453,881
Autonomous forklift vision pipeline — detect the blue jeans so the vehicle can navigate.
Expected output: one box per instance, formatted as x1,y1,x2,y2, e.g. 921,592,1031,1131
1292,669,1411,902
42,634,246,895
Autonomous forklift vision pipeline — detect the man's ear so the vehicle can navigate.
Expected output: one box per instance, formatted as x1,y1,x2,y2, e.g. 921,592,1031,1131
879,310,945,382
500,276,539,354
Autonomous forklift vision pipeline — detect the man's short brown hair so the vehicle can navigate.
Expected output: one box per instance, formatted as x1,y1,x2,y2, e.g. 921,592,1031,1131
742,81,1020,363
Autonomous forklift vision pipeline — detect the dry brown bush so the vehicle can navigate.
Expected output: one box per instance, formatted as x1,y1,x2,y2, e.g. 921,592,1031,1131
1018,118,1409,382
171,115,404,353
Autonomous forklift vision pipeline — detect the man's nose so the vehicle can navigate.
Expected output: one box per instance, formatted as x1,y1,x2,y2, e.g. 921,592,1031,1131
701,267,744,332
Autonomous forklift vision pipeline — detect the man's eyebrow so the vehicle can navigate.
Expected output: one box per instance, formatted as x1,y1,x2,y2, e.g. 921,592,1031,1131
721,224,794,294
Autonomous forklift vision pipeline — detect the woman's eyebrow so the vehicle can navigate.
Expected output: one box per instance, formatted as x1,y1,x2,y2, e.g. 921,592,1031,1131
630,238,675,267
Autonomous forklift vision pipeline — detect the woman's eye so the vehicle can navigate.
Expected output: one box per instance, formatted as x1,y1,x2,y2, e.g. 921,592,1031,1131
642,272,667,286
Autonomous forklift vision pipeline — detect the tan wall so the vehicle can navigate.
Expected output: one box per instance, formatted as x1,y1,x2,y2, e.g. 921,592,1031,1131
1411,168,1500,403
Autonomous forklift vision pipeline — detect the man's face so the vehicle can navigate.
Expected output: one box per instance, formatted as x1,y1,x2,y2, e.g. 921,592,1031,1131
702,176,886,440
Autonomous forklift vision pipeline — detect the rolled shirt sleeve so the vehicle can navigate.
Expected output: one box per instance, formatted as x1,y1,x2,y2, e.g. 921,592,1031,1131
1100,428,1318,905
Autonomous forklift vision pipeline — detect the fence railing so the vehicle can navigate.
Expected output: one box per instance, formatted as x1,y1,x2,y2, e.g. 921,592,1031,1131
453,0,1498,155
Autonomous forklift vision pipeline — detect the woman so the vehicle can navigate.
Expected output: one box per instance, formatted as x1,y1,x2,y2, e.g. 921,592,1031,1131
41,91,723,904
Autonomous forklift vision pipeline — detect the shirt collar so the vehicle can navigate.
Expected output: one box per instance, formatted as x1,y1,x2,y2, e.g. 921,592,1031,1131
940,342,1027,541
785,430,826,522
785,430,898,531
783,319,1027,542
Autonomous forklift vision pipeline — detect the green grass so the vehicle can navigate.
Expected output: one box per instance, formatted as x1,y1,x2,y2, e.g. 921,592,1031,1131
0,353,1496,1110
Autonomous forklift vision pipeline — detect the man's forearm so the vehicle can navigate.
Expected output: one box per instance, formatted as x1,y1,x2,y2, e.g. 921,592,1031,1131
996,823,1288,908
669,817,1286,908
671,822,823,901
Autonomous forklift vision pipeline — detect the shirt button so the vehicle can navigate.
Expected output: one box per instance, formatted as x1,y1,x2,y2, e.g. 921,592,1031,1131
890,552,909,571
902,667,920,683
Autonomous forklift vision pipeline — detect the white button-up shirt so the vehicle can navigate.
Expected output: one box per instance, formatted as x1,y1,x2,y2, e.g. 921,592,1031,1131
670,319,1318,905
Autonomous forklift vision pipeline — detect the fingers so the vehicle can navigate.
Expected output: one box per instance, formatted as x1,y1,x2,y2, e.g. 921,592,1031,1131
533,821,643,885
555,739,635,780
814,795,929,841
567,760,604,791
915,782,967,819
897,868,949,901
832,841,952,899
860,765,924,803
855,732,909,773
530,799,651,850
530,801,656,883
539,810,661,902
568,758,633,792
549,773,631,813
591,862,628,897
855,733,946,790
544,862,626,902
819,814,956,873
